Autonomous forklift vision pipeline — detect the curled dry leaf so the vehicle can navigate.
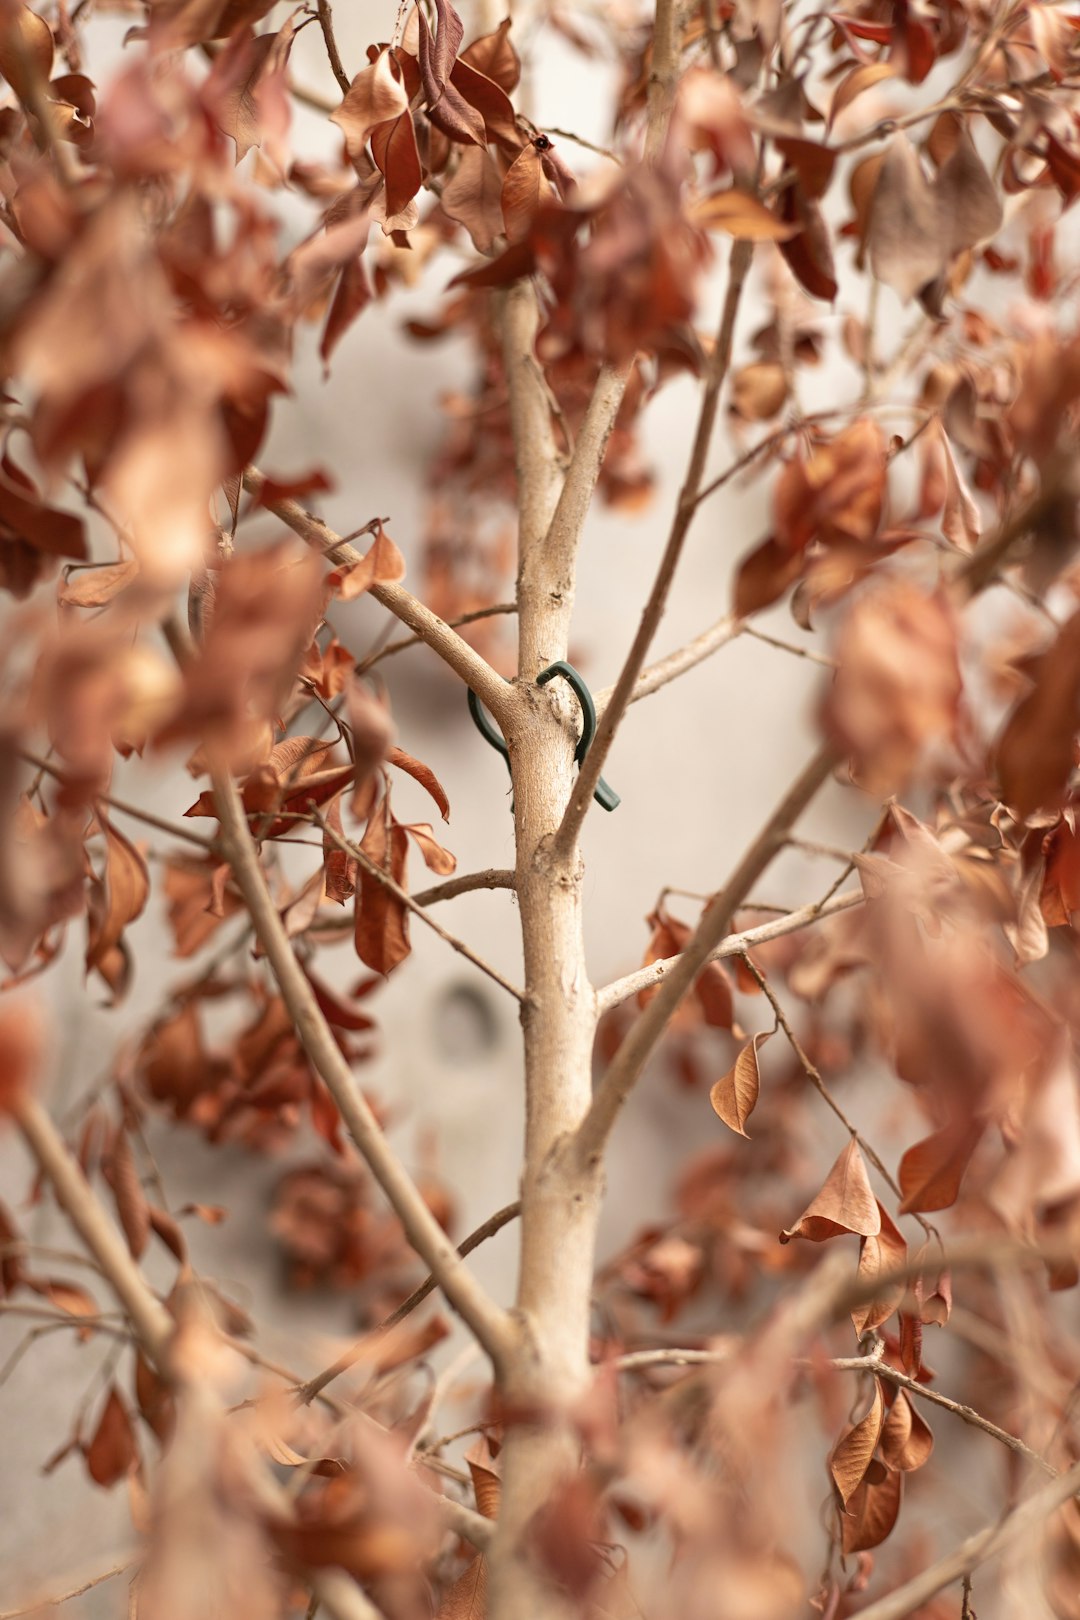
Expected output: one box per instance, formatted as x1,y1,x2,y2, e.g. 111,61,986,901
879,1390,934,1472
710,1031,771,1138
0,4,54,105
501,141,558,244
355,809,410,975
327,522,406,600
405,822,456,876
331,49,409,160
830,1377,885,1504
842,1466,903,1554
387,746,450,822
442,145,506,255
996,611,1080,820
85,815,150,1000
852,1200,907,1336
105,1126,150,1260
780,1139,881,1244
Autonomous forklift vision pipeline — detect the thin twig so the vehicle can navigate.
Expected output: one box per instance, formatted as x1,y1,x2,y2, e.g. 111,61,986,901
554,232,757,858
414,868,516,906
353,604,517,677
315,0,350,95
831,1354,1055,1475
209,766,516,1371
741,625,835,667
595,887,863,1013
315,813,524,1001
242,468,518,728
575,744,837,1163
847,1457,1080,1620
299,1201,522,1405
593,613,741,713
0,1553,140,1619
17,751,216,852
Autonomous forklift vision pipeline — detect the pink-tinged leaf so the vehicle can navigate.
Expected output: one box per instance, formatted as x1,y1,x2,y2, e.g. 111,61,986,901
370,109,422,220
709,1031,771,1138
0,996,43,1119
780,1139,881,1243
331,49,408,159
830,1377,885,1504
441,145,506,254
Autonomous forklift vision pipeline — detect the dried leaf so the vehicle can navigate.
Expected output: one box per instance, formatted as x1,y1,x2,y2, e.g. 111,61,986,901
689,189,797,240
84,1385,137,1488
830,1378,884,1503
328,523,406,600
828,61,896,129
442,145,506,254
59,561,139,607
842,1466,902,1553
898,1122,984,1213
405,822,456,876
710,1031,771,1137
852,1201,908,1335
996,612,1080,819
355,812,410,975
387,746,450,821
371,109,422,220
0,4,54,104
436,1555,486,1620
106,1128,150,1260
331,49,409,160
461,17,520,92
86,816,149,1000
0,995,43,1119
501,141,557,243
879,1391,934,1472
780,1139,881,1243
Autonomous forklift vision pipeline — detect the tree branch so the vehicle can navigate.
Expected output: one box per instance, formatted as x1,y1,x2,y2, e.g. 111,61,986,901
848,1457,1080,1620
573,744,837,1164
299,1200,522,1406
413,868,517,907
18,751,217,852
210,766,517,1371
553,235,756,857
593,612,740,713
315,0,351,95
315,814,523,1001
501,284,562,678
595,887,863,1013
0,1553,140,1620
242,468,517,727
353,604,517,678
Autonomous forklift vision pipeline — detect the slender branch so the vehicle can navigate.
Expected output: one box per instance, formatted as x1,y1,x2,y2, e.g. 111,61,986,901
210,766,517,1370
644,0,679,163
575,744,837,1164
741,625,834,667
832,1355,1055,1475
741,953,913,1216
414,868,517,907
595,887,863,1013
848,1457,1080,1620
553,235,756,857
13,1096,174,1364
501,285,562,677
315,0,351,95
0,1553,140,1620
18,751,216,851
594,612,741,713
242,468,517,727
315,814,524,1001
299,1201,522,1406
353,604,517,677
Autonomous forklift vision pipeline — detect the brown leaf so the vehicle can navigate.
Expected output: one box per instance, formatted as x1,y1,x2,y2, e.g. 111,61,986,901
688,189,797,240
780,1139,881,1243
371,109,422,220
355,812,410,975
710,1031,771,1137
437,1556,486,1620
85,816,149,1000
461,17,520,92
59,561,139,607
442,145,506,254
729,361,787,422
84,1385,138,1488
449,58,519,149
405,822,456,876
935,130,1002,258
852,1201,907,1336
387,746,450,822
501,141,557,243
868,134,944,303
331,49,408,159
996,612,1080,820
842,1466,902,1554
828,61,896,130
830,1377,885,1504
328,522,406,600
732,534,804,616
0,4,54,105
879,1391,934,1472
898,1121,984,1213
134,1353,174,1445
774,419,886,552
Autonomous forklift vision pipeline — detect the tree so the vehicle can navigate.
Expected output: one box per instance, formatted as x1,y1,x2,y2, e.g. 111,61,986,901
3,0,1080,1617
